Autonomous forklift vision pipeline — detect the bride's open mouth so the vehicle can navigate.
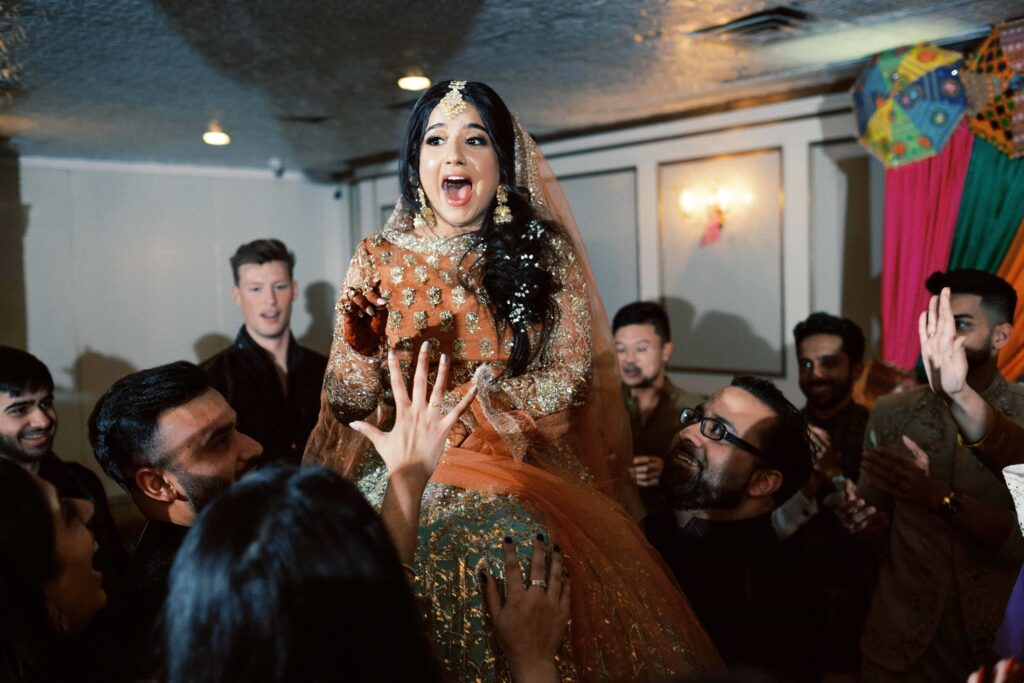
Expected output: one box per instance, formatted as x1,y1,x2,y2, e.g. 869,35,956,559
442,175,473,207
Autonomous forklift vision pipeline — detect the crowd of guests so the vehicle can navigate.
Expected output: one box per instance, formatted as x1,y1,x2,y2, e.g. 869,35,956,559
2,235,1024,682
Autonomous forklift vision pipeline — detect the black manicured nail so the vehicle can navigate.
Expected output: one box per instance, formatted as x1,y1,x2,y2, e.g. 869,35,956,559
478,571,487,584
553,544,561,553
504,536,513,544
536,533,545,542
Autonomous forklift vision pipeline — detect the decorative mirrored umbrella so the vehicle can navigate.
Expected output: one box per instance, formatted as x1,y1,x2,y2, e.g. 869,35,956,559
852,43,968,167
962,17,1024,159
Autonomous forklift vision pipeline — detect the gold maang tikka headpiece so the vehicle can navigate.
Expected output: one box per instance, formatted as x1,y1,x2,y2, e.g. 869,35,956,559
439,80,467,118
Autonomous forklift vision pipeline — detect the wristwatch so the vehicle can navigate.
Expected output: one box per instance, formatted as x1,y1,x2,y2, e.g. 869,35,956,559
938,491,962,518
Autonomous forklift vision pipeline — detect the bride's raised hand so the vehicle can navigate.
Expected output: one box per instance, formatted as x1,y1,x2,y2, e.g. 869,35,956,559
340,276,388,356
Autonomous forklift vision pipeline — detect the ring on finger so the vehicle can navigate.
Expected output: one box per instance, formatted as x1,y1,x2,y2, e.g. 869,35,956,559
429,401,442,409
530,579,548,589
341,302,354,313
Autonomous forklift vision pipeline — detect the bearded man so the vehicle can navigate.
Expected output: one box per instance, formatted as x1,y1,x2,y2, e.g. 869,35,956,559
833,270,1024,682
89,361,263,674
644,375,821,681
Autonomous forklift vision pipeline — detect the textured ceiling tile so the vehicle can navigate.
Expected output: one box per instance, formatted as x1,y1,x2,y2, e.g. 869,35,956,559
0,0,1018,176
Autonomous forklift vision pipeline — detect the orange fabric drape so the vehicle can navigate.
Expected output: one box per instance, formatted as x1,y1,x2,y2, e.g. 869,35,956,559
996,218,1024,382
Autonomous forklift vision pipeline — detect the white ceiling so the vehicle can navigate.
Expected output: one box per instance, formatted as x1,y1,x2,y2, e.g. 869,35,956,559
0,0,1018,178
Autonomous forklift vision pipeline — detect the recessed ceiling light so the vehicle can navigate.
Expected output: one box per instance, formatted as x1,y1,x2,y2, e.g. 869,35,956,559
203,121,230,146
397,75,431,91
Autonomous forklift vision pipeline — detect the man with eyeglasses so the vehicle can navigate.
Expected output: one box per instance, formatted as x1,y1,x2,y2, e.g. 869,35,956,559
644,375,822,681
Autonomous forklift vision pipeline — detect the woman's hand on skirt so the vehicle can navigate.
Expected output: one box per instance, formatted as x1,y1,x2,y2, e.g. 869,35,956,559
480,535,571,683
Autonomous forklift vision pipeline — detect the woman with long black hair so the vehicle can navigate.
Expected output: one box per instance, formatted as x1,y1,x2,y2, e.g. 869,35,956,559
305,80,721,680
0,457,108,681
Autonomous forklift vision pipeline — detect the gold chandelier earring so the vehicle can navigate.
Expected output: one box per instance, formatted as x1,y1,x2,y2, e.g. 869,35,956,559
493,184,512,225
414,184,435,231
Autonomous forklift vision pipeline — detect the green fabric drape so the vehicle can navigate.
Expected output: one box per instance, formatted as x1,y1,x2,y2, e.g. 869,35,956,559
948,137,1024,272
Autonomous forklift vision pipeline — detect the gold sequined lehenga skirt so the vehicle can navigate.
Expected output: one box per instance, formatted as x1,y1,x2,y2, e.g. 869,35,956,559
352,435,723,683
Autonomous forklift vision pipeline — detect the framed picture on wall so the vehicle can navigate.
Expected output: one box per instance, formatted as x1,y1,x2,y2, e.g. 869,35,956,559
658,147,785,376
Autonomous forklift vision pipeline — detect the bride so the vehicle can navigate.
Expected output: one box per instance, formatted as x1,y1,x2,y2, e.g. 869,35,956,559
304,80,721,681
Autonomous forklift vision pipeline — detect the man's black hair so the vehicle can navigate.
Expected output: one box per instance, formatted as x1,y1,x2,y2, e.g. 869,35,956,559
793,313,866,366
612,301,672,343
88,361,211,490
731,375,814,506
229,239,295,285
925,269,1017,326
0,346,54,397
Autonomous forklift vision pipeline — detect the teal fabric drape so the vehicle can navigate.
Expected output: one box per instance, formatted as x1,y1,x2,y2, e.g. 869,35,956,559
948,137,1024,271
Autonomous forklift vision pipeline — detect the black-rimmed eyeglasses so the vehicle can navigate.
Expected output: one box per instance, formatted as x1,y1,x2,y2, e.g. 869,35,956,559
678,407,765,458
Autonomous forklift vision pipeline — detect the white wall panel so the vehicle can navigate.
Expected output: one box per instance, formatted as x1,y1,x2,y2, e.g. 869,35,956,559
8,161,348,490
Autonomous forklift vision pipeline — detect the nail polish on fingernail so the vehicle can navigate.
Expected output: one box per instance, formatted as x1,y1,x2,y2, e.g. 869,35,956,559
421,340,430,352
503,536,513,544
478,571,487,584
553,544,561,553
440,353,448,363
536,533,545,542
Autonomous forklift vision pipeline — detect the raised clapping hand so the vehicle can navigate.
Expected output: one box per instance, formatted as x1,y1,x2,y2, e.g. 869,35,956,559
825,478,889,537
858,435,945,510
351,340,477,485
920,286,969,400
629,455,664,488
481,535,571,683
341,277,389,356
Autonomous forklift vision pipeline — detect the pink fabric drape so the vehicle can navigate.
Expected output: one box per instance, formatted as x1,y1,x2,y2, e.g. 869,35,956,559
881,122,974,370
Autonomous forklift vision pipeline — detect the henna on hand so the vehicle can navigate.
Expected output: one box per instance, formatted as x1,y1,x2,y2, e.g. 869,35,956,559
342,277,388,356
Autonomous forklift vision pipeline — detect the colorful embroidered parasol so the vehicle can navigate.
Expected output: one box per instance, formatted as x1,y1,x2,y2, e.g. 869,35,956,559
962,17,1024,159
852,43,968,167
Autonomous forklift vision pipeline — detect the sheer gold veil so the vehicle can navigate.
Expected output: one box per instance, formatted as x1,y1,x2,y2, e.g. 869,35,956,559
508,120,641,517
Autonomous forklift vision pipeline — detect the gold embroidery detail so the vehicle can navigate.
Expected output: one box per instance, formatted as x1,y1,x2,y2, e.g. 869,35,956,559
414,265,429,284
395,336,414,353
479,338,494,358
428,337,441,361
452,339,466,360
428,287,442,308
401,288,416,307
465,311,480,334
403,253,416,267
370,232,383,247
379,289,392,303
439,270,454,285
380,224,479,256
379,250,393,265
440,310,455,333
390,266,404,285
388,310,403,330
426,254,441,270
452,286,467,307
413,311,428,332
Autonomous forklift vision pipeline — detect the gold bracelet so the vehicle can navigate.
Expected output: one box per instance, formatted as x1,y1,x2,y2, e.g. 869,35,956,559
956,413,997,449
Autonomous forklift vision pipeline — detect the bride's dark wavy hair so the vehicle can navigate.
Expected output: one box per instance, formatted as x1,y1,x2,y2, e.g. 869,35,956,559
398,80,566,377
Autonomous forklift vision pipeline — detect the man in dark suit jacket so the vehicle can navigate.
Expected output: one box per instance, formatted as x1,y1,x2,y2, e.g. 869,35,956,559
202,239,327,464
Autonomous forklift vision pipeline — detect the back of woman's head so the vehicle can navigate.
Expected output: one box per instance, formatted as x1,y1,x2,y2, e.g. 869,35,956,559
0,457,61,681
165,464,440,683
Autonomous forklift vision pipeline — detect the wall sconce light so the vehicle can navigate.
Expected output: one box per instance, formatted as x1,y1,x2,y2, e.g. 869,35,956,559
678,184,753,246
202,121,231,146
